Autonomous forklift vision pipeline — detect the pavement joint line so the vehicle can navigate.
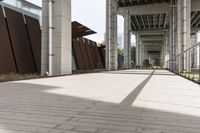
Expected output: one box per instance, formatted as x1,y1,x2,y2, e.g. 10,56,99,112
119,70,155,107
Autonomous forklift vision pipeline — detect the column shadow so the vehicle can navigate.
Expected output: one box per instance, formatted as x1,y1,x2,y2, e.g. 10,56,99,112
0,80,199,133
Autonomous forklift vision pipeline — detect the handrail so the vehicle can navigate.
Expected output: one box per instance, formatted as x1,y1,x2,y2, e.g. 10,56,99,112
176,42,200,57
166,42,200,84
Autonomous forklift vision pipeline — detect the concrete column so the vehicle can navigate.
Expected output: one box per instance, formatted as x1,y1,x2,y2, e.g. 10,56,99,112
123,10,131,69
161,43,165,67
191,33,197,68
177,0,191,72
107,0,118,70
140,42,144,66
169,3,176,70
41,0,72,76
164,31,169,68
161,33,167,68
144,47,148,61
169,8,173,70
183,0,191,72
136,33,140,66
177,0,183,72
128,33,132,68
105,0,109,70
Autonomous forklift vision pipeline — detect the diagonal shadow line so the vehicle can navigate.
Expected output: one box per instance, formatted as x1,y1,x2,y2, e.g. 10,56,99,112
119,70,155,107
102,72,176,76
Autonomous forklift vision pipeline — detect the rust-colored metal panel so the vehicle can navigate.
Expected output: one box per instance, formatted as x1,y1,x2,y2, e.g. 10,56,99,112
24,15,41,73
5,7,36,74
90,41,98,69
98,46,105,68
85,39,94,70
83,39,93,70
72,21,96,38
72,38,85,70
79,38,90,70
93,42,103,69
88,40,95,69
72,39,79,69
0,6,17,74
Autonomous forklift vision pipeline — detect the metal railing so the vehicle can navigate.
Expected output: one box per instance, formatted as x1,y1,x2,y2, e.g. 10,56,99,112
167,43,200,84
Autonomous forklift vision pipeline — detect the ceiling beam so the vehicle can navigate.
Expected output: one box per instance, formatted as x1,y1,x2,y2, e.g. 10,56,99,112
131,21,137,30
135,16,141,29
141,15,146,29
119,3,170,15
191,11,197,21
158,14,161,28
137,29,165,35
122,0,126,6
192,14,200,26
163,13,167,28
153,14,156,28
119,1,200,16
147,14,150,28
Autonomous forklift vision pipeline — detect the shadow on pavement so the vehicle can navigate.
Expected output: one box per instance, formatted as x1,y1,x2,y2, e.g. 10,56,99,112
0,79,199,133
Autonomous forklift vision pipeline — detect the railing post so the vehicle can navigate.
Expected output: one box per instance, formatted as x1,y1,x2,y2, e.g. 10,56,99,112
189,49,191,79
199,44,200,83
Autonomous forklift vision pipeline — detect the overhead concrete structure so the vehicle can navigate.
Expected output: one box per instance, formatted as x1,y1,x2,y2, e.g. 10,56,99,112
42,0,72,76
106,0,200,71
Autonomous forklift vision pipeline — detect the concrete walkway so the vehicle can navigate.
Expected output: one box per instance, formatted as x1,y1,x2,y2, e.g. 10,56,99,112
0,70,200,133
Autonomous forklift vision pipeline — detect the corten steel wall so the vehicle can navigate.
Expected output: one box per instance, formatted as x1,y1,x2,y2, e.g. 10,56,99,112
90,41,98,69
79,38,90,70
0,6,17,74
94,42,103,69
77,38,88,70
85,40,94,69
98,46,105,68
25,15,41,73
72,38,85,70
72,37,105,70
5,7,36,74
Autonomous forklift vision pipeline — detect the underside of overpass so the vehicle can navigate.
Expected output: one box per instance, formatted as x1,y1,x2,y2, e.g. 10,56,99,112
106,0,200,71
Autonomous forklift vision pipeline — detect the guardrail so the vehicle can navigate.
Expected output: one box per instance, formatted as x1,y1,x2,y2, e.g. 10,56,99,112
167,43,200,84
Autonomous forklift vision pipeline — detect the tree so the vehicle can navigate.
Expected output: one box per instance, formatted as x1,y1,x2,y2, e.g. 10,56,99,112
143,59,151,68
118,48,123,56
98,41,105,47
131,46,136,65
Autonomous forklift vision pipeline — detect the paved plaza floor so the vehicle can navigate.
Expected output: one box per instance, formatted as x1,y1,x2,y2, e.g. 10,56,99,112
0,70,200,133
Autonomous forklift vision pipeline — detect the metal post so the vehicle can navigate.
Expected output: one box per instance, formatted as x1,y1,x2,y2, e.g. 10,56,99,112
48,0,53,76
105,0,110,70
189,50,191,79
199,44,200,83
192,48,195,80
172,3,176,72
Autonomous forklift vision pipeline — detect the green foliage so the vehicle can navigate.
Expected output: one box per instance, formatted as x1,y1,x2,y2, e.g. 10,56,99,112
160,60,164,68
118,48,123,56
0,73,41,82
143,59,151,68
154,59,160,66
131,46,136,65
97,41,105,47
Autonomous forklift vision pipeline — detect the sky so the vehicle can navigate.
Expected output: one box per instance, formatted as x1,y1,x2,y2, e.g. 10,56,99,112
26,0,125,43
